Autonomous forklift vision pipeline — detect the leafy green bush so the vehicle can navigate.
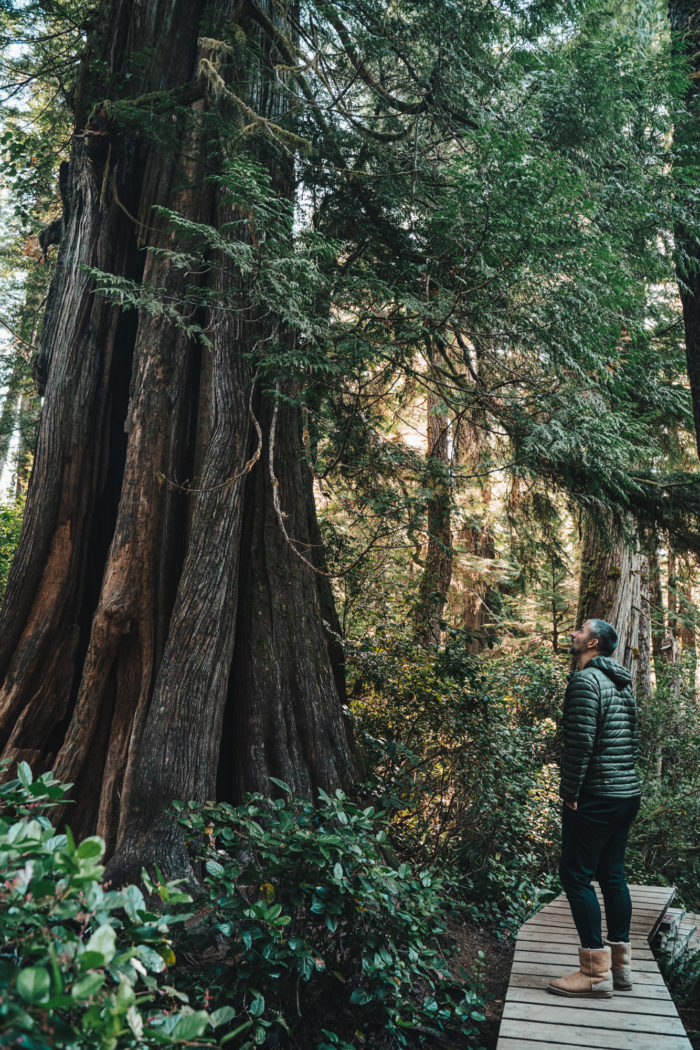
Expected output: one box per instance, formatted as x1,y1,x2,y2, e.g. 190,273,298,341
0,761,230,1049
659,943,700,1023
627,662,700,909
350,638,561,929
177,787,485,1050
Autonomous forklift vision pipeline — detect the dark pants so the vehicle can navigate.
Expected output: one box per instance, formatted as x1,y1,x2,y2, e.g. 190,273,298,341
559,793,641,949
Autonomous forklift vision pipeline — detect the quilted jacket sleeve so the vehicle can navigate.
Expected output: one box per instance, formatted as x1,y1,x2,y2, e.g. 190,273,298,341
560,671,600,801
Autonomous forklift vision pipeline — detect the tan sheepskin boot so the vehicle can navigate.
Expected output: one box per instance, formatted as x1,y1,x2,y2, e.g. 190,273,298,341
605,938,632,990
547,946,613,998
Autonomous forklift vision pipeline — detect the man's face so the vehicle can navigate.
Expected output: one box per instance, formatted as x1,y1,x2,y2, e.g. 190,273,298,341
569,620,598,656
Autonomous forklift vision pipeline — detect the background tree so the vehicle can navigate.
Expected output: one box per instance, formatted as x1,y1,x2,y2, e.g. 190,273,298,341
668,0,700,457
575,513,648,688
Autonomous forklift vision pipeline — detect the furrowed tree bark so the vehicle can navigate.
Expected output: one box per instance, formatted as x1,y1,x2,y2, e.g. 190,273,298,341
575,512,648,690
0,0,355,882
648,542,667,680
224,392,354,803
448,392,497,655
677,555,697,678
637,557,652,702
668,0,700,458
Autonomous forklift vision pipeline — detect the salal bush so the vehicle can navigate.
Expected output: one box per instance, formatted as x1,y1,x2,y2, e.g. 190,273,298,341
0,761,230,1049
177,787,485,1050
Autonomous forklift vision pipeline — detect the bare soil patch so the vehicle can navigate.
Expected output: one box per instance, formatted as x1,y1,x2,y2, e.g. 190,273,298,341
447,921,515,1049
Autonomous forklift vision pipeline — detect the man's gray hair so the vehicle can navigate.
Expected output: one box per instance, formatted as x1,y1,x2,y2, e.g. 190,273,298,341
587,619,618,656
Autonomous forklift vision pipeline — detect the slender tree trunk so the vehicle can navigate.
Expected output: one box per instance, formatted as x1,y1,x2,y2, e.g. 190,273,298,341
13,388,41,497
575,513,648,690
669,0,700,458
677,556,697,679
551,551,560,654
637,558,653,702
0,0,354,882
0,360,21,480
648,543,667,681
448,400,496,654
414,388,453,646
664,548,682,697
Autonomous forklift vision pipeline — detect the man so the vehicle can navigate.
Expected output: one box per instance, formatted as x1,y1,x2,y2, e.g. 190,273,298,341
547,618,641,999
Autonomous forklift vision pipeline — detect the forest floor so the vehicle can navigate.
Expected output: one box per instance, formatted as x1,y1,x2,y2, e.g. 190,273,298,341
448,922,515,1049
677,1002,700,1048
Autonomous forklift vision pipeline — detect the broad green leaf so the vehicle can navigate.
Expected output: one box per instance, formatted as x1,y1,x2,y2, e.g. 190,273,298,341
126,1004,143,1038
170,1010,211,1039
83,924,117,965
71,973,105,1000
249,995,265,1017
121,883,146,921
76,837,104,860
133,945,166,973
17,761,32,788
116,979,135,1009
17,966,51,1004
211,1005,237,1027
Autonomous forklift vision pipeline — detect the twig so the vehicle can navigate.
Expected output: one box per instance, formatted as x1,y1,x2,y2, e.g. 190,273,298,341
0,317,39,355
160,371,262,494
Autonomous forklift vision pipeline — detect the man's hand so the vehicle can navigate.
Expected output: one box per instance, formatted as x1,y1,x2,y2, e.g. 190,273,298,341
564,800,578,811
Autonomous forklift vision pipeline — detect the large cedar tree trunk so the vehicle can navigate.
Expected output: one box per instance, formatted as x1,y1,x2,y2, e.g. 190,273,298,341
0,0,354,882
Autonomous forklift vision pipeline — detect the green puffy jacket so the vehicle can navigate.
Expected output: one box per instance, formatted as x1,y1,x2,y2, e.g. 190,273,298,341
560,655,641,801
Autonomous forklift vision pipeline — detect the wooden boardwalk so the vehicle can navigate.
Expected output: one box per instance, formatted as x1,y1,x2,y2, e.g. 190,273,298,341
496,884,694,1050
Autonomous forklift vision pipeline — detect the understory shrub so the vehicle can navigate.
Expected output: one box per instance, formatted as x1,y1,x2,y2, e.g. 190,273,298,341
350,637,562,929
628,662,700,909
177,787,486,1050
0,761,229,1049
0,493,24,600
659,943,700,1030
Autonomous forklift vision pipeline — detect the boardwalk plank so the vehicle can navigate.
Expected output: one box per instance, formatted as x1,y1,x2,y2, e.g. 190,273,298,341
502,1001,686,1034
518,927,654,944
497,1027,691,1050
505,986,678,1015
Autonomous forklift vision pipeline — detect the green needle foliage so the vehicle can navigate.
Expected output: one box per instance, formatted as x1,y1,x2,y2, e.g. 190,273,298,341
75,0,699,549
3,0,698,547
